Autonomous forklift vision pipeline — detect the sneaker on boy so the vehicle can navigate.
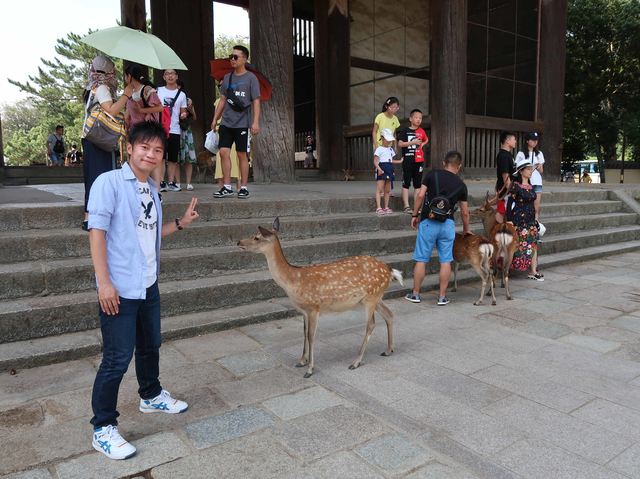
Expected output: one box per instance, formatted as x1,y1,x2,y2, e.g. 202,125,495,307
237,187,249,198
214,186,234,198
167,181,181,191
140,389,188,414
92,425,137,460
160,181,168,192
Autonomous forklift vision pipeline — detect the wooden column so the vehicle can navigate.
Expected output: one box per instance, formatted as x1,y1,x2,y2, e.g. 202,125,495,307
538,0,567,181
249,0,296,183
430,0,466,170
314,0,349,179
121,0,148,77
149,0,215,152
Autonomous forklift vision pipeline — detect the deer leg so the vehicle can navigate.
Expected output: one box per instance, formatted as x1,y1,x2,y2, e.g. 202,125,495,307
488,253,498,296
350,299,377,370
304,310,319,378
486,259,497,305
503,255,514,300
452,262,459,292
296,313,309,368
375,300,394,357
472,260,485,306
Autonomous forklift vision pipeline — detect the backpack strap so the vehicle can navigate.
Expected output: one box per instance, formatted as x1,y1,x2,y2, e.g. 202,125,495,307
434,171,440,195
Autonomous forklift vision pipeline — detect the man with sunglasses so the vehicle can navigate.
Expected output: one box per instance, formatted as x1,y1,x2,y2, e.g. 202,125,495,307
210,45,261,198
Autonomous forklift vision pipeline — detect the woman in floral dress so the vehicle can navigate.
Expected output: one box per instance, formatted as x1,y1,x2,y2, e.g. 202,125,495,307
506,157,544,281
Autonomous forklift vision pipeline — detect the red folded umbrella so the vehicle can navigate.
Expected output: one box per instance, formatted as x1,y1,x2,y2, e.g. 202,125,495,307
210,58,273,101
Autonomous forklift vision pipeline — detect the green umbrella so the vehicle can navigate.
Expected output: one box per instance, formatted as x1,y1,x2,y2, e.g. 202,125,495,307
81,26,188,70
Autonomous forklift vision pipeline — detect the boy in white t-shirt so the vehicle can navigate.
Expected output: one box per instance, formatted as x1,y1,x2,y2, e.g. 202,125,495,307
374,128,403,214
516,131,545,220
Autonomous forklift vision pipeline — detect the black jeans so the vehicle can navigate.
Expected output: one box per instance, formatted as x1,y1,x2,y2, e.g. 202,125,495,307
82,138,115,212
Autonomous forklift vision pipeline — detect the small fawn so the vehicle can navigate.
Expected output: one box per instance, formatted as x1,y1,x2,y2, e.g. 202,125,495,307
470,192,518,301
452,233,496,305
238,218,403,378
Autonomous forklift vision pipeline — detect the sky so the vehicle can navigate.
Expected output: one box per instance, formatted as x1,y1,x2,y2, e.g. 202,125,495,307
0,0,249,104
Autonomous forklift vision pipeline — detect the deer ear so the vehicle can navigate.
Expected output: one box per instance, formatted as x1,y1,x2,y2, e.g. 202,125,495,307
258,226,273,238
273,217,280,232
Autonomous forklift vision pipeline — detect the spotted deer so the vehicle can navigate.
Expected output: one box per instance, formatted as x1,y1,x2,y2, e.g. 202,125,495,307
237,218,403,378
470,192,518,300
452,233,496,305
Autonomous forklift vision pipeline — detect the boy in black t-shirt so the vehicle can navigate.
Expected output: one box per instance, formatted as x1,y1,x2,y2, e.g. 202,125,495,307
495,130,517,224
397,109,429,213
406,151,472,306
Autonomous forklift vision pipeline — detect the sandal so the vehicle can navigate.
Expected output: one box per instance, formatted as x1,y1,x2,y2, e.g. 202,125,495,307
389,192,395,197
403,206,412,214
384,207,393,214
528,273,545,282
376,208,385,215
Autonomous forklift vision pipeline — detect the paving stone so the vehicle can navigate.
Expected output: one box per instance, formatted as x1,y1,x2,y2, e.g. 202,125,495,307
510,288,555,300
611,315,640,331
492,308,541,322
471,364,593,413
182,405,276,449
3,470,54,479
156,361,233,393
558,333,620,353
606,442,640,478
571,398,640,441
38,387,92,424
492,437,627,479
55,431,189,479
529,298,581,315
215,367,310,405
612,343,640,363
239,317,303,346
391,389,525,457
563,304,624,319
262,386,345,420
406,463,481,479
217,350,281,376
354,433,434,476
269,406,388,462
172,330,262,362
475,313,522,329
277,451,386,479
404,339,496,375
516,319,573,338
585,325,640,343
151,432,298,479
542,312,608,330
483,395,633,464
0,401,44,439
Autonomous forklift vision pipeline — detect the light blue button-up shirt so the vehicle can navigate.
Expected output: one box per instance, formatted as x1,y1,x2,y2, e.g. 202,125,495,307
87,162,162,300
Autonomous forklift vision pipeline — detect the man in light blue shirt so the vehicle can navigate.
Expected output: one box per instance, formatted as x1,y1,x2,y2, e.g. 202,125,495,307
87,121,199,460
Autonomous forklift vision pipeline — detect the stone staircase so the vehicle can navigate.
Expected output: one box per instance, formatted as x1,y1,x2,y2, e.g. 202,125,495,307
1,188,639,371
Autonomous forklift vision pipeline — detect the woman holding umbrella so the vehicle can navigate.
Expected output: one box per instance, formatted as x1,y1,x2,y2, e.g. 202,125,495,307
81,55,133,231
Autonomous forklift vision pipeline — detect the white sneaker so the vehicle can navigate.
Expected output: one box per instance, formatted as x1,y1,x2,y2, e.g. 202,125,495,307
139,389,188,414
187,184,193,191
92,425,136,460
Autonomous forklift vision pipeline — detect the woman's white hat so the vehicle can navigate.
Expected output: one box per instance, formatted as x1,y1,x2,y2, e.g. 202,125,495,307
513,157,532,174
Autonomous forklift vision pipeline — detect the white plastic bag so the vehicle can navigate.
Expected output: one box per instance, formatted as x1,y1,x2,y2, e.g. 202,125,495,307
538,222,546,237
205,130,220,154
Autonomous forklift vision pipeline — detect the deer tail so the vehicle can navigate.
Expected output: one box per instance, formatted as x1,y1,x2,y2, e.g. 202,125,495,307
479,242,494,259
390,268,404,286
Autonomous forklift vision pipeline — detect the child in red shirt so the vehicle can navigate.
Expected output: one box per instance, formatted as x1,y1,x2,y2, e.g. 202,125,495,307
397,109,429,213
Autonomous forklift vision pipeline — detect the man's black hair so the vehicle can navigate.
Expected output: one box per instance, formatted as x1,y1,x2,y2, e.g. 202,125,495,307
56,125,64,131
500,130,516,145
128,121,167,152
444,150,463,167
233,45,250,59
410,109,422,117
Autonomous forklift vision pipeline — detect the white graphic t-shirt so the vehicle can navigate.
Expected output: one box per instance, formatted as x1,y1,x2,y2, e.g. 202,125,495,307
137,181,158,287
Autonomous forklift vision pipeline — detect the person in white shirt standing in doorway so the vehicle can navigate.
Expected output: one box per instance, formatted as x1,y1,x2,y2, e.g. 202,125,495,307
156,69,188,193
516,131,545,221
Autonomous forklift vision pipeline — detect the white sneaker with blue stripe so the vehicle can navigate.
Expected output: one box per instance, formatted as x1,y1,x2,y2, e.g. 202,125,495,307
92,425,136,460
139,389,188,414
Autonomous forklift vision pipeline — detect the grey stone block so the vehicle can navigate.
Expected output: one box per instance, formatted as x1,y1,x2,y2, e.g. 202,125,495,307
278,451,386,479
558,333,620,353
151,431,298,479
55,431,190,479
527,298,579,315
406,463,481,479
516,319,573,338
404,339,496,375
571,398,640,441
585,325,640,343
510,288,555,300
215,367,310,406
607,442,640,478
262,386,345,420
239,316,304,346
611,315,640,331
268,406,388,462
482,395,633,464
182,406,276,450
217,350,281,376
172,330,262,363
354,433,434,476
3,470,53,479
492,437,627,479
563,304,623,319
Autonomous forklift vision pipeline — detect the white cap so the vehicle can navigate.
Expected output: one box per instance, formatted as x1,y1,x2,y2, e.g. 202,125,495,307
380,128,395,142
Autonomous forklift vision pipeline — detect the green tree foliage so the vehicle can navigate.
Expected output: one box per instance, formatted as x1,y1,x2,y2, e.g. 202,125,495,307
0,100,43,165
564,0,640,180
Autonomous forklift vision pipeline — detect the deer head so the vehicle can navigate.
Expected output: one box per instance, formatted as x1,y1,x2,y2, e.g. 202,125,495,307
470,192,497,220
237,217,280,254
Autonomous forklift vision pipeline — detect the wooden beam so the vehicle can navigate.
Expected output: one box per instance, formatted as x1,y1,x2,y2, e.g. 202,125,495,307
538,0,568,180
430,0,466,170
465,115,544,133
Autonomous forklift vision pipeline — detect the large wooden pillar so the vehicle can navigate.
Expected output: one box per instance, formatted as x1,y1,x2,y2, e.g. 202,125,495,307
121,0,148,77
149,0,215,152
430,0,466,169
314,0,349,179
0,114,5,185
249,0,296,183
538,0,567,181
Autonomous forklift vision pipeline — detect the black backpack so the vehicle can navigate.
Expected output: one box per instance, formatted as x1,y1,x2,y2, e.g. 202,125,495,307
426,172,463,222
52,136,65,154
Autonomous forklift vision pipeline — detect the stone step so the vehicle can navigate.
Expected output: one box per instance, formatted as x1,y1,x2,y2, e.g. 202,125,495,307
4,238,640,372
0,200,627,264
1,214,637,300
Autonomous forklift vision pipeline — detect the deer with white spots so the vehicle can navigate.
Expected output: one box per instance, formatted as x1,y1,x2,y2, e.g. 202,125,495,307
237,218,403,378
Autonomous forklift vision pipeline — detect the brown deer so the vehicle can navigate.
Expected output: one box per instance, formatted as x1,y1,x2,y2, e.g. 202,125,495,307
196,150,216,183
470,192,518,301
452,233,496,305
237,218,403,378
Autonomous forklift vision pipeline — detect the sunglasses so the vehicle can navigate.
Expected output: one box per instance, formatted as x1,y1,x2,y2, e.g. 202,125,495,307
228,54,243,60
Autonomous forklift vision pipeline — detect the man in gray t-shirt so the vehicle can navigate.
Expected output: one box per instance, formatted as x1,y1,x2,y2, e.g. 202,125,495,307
211,45,261,199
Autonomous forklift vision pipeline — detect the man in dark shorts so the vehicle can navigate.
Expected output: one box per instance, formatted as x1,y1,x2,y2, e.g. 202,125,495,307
210,45,261,199
397,109,429,214
495,130,517,224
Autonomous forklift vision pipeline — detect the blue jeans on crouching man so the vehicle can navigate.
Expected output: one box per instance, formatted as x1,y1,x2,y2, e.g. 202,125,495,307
90,281,163,429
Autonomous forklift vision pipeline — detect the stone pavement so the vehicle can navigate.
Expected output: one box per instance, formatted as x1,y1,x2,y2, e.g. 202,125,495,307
3,252,640,478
